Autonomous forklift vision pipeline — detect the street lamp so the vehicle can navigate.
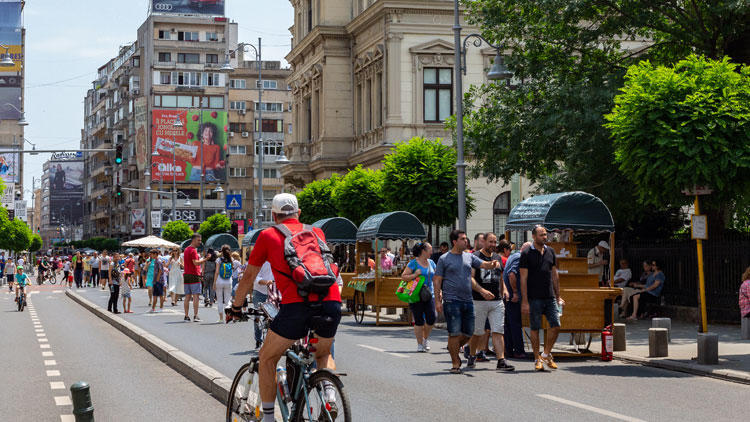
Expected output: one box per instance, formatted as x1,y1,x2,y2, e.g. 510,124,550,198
4,102,28,126
0,44,13,67
453,0,512,231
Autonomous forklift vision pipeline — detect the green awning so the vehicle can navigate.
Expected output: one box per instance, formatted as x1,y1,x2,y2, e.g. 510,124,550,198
180,239,203,252
312,217,358,244
241,229,264,247
505,191,614,232
205,233,240,251
356,211,426,241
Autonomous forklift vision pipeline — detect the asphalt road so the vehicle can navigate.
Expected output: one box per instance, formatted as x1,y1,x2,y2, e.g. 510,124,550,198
0,284,224,422
73,287,750,422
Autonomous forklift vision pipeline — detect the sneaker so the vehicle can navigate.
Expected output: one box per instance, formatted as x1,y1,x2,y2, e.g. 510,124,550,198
534,359,544,371
184,316,191,322
466,355,476,369
423,339,431,351
541,353,558,370
496,359,515,372
476,351,490,362
463,344,470,359
255,341,262,349
193,316,201,322
417,343,425,353
485,349,496,357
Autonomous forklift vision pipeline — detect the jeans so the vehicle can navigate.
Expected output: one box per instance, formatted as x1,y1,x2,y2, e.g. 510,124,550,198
90,268,100,287
202,277,216,304
215,282,232,317
504,300,525,355
74,269,83,288
252,290,268,343
443,300,475,337
528,298,561,331
108,284,120,312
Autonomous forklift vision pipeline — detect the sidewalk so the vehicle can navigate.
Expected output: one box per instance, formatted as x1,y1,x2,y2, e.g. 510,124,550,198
611,318,750,384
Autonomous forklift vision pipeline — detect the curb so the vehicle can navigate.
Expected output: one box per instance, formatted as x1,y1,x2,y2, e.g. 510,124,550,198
614,353,750,385
65,289,275,416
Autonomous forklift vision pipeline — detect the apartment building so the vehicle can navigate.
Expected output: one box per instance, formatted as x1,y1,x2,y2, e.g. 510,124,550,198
282,0,531,238
226,55,292,230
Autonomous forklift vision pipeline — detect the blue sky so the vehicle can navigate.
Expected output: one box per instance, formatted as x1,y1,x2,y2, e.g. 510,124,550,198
22,0,293,193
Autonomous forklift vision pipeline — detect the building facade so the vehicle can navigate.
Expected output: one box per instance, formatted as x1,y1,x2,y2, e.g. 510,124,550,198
282,0,531,238
226,55,292,230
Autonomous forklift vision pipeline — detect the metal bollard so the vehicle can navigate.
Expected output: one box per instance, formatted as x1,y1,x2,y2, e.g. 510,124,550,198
70,382,95,422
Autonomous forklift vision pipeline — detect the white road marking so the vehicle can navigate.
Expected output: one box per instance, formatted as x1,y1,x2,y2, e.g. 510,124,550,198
50,381,65,390
38,338,48,343
40,344,51,349
54,396,72,406
357,344,409,358
42,351,54,357
44,360,57,366
36,333,45,337
537,394,647,422
35,329,44,332
61,415,75,422
53,290,64,294
46,370,61,376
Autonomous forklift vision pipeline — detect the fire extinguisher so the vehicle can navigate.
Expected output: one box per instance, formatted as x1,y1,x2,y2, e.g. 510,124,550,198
601,325,613,361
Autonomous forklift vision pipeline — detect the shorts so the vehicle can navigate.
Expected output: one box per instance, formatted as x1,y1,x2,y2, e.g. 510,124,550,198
153,283,164,297
270,301,342,340
184,282,201,295
443,300,474,338
408,297,436,326
100,271,109,280
84,270,91,278
472,300,505,335
529,298,561,331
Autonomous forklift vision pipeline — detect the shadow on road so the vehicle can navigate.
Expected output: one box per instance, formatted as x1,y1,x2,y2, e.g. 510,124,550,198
564,364,692,378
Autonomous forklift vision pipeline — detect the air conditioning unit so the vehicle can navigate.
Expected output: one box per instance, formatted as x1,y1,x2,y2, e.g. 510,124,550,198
239,109,246,115
229,132,235,137
242,132,249,138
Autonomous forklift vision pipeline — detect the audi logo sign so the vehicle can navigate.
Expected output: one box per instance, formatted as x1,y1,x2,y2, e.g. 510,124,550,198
151,0,225,15
153,3,173,11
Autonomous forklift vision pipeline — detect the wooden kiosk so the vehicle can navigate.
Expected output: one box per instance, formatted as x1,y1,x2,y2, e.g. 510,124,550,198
349,212,427,325
311,217,359,313
505,192,622,355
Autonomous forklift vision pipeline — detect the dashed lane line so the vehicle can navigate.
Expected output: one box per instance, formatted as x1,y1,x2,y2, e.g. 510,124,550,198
357,344,410,359
44,360,57,366
46,370,61,377
537,394,647,422
42,351,54,357
50,381,65,390
54,396,72,406
40,344,51,349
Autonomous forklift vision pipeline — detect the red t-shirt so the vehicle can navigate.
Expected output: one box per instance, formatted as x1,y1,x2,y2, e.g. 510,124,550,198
248,219,341,305
184,246,201,277
192,144,221,169
125,257,135,272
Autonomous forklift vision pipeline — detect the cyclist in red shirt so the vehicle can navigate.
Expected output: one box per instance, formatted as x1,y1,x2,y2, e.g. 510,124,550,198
231,193,341,422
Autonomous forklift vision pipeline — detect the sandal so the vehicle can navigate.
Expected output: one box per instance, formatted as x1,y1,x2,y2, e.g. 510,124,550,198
449,367,463,374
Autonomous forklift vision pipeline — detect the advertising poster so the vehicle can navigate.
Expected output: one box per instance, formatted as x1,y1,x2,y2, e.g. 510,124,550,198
233,219,244,235
131,209,146,235
49,160,84,225
152,109,228,183
134,97,148,171
0,151,19,184
151,210,162,228
152,0,225,16
1,184,13,210
14,200,26,222
0,1,23,120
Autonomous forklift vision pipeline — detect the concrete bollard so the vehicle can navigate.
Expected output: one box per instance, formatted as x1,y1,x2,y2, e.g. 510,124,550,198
652,317,672,342
697,332,719,365
648,328,668,357
742,317,750,340
613,323,626,352
70,381,94,421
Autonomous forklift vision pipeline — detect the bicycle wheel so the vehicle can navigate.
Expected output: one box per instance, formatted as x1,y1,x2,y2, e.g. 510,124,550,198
49,273,57,285
353,291,365,324
293,370,351,422
226,358,262,422
17,294,23,312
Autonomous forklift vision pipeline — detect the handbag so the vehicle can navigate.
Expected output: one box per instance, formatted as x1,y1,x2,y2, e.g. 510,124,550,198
395,275,425,303
419,283,432,302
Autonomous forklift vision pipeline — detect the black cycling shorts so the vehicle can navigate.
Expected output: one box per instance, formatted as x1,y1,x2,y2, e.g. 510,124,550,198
270,301,342,340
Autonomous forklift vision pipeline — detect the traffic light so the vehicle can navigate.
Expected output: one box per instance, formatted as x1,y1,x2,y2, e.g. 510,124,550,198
115,144,123,164
115,185,122,197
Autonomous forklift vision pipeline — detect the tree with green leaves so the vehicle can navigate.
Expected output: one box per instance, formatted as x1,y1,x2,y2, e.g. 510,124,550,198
332,165,387,226
296,175,341,224
198,213,231,239
29,234,43,253
460,0,750,234
4,218,32,253
162,220,194,243
382,137,474,239
605,55,750,216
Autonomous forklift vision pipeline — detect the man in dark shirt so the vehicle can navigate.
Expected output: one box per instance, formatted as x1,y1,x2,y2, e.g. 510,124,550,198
520,226,563,372
430,242,449,263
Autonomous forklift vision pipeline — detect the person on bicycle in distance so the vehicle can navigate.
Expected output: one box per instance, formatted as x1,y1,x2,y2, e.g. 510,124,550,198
15,265,29,303
231,193,342,422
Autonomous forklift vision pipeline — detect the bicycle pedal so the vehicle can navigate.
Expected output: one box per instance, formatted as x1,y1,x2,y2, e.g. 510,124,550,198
334,372,347,377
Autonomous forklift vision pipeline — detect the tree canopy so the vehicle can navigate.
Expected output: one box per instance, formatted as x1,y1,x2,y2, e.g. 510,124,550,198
606,55,750,208
296,175,341,224
29,234,43,253
331,165,387,226
162,220,194,243
382,137,474,229
460,0,750,233
197,213,231,239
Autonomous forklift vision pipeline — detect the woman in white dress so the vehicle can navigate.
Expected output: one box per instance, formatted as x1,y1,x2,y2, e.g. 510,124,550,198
167,248,184,306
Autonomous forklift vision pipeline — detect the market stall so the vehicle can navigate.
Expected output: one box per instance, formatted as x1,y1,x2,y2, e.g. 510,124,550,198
505,191,621,355
312,217,359,312
350,211,427,325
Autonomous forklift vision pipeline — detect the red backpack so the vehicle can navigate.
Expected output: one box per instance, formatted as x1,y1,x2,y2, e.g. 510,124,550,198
274,224,338,302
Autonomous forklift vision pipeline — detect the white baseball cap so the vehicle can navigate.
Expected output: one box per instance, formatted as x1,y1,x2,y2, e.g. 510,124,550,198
271,193,299,215
597,240,610,250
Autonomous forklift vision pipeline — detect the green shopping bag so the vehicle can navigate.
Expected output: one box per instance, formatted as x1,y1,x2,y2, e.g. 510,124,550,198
395,275,425,303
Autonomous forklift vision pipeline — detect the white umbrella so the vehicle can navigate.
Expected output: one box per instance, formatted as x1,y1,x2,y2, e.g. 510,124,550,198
121,235,180,249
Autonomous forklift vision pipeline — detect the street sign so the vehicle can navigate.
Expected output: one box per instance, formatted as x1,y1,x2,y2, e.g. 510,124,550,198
682,186,713,196
14,200,26,222
691,214,708,240
226,194,242,210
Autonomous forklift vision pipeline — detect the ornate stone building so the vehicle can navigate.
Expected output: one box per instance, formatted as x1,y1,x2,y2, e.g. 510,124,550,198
282,0,532,238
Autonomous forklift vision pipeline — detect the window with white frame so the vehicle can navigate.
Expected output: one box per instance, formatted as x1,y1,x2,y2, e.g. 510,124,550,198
255,141,284,156
229,189,247,197
254,102,284,112
256,80,278,89
256,168,279,179
201,72,221,86
229,167,247,177
230,101,246,110
229,145,247,155
230,79,246,89
206,32,219,41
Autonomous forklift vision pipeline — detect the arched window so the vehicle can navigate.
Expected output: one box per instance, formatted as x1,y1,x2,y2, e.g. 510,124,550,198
493,191,511,235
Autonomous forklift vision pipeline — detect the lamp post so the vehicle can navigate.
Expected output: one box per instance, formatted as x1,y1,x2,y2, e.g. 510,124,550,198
453,0,513,231
0,44,14,67
3,102,28,126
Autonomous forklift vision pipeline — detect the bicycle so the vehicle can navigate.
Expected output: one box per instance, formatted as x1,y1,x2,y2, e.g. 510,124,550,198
40,269,56,285
17,286,26,312
225,305,351,422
